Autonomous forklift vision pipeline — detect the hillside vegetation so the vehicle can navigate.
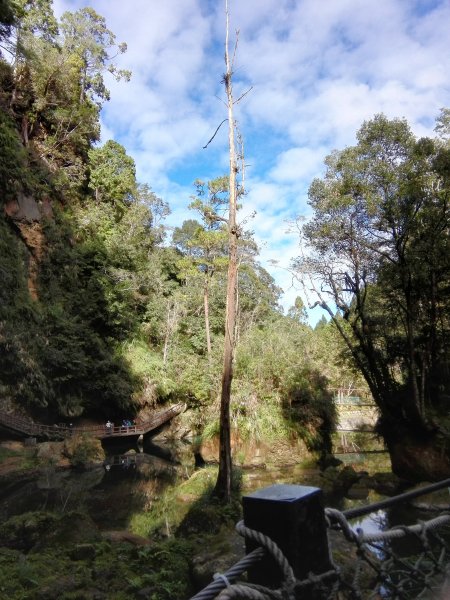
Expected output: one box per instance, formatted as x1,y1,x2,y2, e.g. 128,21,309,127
2,2,449,481
0,0,346,462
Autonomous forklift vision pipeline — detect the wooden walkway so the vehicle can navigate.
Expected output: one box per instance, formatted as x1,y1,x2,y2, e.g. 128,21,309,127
0,403,185,441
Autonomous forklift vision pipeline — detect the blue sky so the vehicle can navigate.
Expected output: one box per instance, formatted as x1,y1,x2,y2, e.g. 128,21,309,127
53,0,450,322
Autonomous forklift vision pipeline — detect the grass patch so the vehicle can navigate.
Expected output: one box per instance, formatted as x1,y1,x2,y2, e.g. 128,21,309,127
202,393,296,448
0,446,40,472
0,539,194,599
129,466,243,542
0,447,19,461
129,466,218,538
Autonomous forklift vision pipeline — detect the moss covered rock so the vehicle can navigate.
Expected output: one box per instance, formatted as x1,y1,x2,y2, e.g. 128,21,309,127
321,464,360,497
0,511,58,551
36,441,65,463
63,434,105,467
0,510,102,553
32,511,102,550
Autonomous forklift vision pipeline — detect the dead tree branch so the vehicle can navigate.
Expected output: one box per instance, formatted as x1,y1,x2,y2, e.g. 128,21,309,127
203,119,228,149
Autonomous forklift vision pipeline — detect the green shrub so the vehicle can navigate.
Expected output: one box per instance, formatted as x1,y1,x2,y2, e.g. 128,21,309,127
0,111,29,200
0,512,58,552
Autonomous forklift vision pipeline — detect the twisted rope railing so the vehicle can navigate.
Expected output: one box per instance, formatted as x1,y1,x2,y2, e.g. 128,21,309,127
191,479,450,600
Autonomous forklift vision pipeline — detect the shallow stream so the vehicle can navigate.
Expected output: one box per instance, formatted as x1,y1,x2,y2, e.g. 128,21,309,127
0,438,446,541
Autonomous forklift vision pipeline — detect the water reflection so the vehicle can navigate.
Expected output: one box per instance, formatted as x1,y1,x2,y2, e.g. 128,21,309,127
1,442,446,546
346,499,450,563
0,441,195,530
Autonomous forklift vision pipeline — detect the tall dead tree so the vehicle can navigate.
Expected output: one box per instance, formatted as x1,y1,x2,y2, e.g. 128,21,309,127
213,0,239,501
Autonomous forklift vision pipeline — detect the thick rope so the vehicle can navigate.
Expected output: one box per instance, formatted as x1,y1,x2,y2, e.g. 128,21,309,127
235,520,296,585
325,508,450,543
217,584,280,599
357,514,450,543
213,520,299,600
190,548,265,600
192,497,450,600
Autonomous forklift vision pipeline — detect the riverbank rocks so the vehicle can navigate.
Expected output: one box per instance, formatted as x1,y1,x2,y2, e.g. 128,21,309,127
321,464,360,497
369,471,405,495
320,464,408,501
345,482,370,500
102,530,151,546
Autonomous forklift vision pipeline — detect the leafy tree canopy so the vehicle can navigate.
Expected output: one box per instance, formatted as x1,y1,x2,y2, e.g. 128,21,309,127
295,112,450,473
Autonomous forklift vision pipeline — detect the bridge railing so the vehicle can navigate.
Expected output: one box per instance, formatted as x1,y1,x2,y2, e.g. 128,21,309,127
191,477,450,599
331,387,375,406
0,402,185,440
0,410,61,437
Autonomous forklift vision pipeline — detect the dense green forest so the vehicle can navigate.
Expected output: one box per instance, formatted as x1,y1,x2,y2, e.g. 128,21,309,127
0,0,345,460
296,110,450,479
1,0,449,481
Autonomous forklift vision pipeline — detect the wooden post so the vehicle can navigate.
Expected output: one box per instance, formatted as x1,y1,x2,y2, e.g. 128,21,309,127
242,484,332,588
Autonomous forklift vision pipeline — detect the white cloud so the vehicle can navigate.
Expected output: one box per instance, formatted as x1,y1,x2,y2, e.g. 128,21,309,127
269,147,327,183
52,0,450,318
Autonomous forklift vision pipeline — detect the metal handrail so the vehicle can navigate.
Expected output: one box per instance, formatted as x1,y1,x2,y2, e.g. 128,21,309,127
342,476,450,520
0,402,185,440
190,475,450,600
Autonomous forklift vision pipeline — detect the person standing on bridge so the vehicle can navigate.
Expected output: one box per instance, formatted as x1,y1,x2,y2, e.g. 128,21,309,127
106,420,112,434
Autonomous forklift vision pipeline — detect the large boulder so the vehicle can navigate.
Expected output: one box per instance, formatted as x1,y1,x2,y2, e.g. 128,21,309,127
63,434,105,467
0,510,102,552
321,465,360,497
386,431,450,482
36,441,65,463
32,511,102,550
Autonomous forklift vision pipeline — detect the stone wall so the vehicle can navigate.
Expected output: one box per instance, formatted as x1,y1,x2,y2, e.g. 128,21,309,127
4,192,52,300
336,403,379,431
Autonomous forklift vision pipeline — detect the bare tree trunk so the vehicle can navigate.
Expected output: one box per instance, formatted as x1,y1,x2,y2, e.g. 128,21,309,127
235,271,240,344
163,299,177,366
21,115,29,146
204,276,212,360
213,0,239,501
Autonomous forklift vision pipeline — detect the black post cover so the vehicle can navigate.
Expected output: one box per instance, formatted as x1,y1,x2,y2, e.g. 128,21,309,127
242,484,333,588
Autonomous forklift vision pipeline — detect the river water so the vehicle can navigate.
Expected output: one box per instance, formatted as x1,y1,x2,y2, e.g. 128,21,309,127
2,438,449,600
0,439,192,529
0,439,446,540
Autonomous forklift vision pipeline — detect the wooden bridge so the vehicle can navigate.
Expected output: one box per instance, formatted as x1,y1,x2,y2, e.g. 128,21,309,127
0,402,185,441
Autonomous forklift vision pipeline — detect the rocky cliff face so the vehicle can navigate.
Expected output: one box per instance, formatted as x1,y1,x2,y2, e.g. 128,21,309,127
4,193,52,300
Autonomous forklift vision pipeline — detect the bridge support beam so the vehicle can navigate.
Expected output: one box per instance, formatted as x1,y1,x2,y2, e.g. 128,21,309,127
242,484,333,592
